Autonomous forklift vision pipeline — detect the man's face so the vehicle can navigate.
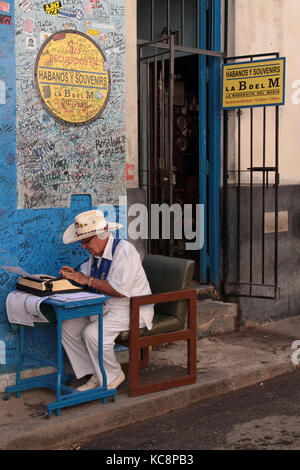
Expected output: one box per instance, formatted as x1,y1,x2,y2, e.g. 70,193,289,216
80,234,109,256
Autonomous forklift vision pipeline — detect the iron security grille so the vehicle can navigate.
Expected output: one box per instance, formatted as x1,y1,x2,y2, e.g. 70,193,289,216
223,53,280,300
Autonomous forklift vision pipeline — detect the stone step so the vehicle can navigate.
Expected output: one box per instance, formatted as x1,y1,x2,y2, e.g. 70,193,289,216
191,282,219,301
197,299,238,338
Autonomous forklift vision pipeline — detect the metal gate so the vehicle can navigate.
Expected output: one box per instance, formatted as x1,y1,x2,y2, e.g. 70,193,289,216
137,0,223,285
138,35,176,256
223,53,280,300
138,38,223,284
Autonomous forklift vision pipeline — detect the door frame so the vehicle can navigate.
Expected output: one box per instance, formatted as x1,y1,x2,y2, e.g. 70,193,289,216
137,0,223,287
199,0,222,286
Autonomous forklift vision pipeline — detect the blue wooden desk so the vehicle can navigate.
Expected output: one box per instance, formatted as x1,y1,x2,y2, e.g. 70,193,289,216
5,294,118,417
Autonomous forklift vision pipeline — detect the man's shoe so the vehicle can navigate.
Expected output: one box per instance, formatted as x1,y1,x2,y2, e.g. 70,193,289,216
108,371,125,389
77,374,99,392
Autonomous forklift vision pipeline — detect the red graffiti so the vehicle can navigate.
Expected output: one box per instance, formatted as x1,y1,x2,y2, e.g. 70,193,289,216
126,163,135,181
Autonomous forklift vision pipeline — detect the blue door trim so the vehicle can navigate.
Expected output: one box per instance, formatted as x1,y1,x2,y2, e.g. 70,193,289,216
199,0,221,287
198,0,208,283
208,0,221,288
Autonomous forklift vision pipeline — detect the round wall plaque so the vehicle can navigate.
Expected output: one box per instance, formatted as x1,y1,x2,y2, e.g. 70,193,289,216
35,30,110,126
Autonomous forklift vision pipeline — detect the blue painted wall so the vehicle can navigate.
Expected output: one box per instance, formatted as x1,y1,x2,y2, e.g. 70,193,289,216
0,0,126,376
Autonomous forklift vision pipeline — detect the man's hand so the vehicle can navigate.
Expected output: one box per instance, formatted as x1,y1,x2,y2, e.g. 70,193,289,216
59,266,75,274
59,266,125,297
59,266,89,286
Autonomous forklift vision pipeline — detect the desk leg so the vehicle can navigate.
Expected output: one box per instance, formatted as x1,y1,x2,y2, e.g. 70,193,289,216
55,317,62,416
42,302,118,416
15,325,25,398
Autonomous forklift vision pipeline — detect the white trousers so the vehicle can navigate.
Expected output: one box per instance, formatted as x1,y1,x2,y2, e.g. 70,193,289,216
62,311,146,386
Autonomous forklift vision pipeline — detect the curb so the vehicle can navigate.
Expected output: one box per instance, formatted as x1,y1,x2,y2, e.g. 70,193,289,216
1,360,297,450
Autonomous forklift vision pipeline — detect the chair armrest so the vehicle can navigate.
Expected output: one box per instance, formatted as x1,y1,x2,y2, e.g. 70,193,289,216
130,288,197,339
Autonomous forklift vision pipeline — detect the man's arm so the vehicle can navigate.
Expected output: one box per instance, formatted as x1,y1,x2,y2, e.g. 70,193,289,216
59,266,125,298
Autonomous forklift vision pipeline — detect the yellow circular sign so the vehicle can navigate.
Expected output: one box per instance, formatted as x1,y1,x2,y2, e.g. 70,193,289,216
35,30,110,126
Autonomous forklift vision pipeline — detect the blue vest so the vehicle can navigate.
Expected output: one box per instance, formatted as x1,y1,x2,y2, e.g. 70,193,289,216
89,238,121,291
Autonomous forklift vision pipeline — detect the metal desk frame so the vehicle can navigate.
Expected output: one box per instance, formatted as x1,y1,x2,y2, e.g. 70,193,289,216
5,295,117,416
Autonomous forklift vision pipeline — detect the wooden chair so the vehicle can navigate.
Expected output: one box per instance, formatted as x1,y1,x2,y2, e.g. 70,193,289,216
116,254,197,397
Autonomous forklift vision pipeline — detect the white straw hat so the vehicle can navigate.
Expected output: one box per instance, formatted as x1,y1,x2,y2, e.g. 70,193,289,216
63,209,123,244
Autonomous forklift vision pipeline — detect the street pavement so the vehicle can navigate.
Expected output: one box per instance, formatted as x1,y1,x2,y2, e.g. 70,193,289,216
79,369,300,450
0,315,300,450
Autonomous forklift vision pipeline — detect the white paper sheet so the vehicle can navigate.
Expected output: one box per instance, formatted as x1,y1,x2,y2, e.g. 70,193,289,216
6,291,106,327
1,265,41,280
50,291,106,302
6,291,50,327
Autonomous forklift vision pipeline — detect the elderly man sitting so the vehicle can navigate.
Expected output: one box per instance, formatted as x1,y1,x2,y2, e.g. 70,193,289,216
60,210,154,391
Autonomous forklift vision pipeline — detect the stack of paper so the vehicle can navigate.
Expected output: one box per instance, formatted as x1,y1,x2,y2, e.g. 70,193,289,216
6,291,50,327
6,290,107,327
50,292,106,302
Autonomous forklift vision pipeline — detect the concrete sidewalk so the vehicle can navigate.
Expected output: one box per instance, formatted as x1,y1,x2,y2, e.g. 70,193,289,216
1,316,300,450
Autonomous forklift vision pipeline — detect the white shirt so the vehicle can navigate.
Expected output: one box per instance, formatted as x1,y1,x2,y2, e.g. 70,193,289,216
80,235,154,330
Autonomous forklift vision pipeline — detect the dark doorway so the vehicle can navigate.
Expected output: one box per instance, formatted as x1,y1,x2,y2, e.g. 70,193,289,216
139,45,200,279
137,0,223,287
172,55,200,277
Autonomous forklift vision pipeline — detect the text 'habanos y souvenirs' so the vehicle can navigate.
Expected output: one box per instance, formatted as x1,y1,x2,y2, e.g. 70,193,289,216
35,30,110,125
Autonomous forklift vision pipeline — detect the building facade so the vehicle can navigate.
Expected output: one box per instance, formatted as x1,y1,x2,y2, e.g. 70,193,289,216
225,0,300,324
0,0,299,389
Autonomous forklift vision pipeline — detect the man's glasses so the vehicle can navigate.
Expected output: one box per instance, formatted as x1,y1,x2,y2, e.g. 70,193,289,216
80,236,95,247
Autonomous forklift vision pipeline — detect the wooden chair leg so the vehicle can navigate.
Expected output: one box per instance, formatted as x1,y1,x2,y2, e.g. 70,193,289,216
129,339,140,397
140,346,149,369
128,289,197,397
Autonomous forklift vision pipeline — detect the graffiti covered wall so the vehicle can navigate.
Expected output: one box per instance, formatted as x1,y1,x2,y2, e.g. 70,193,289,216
16,0,126,208
0,0,126,384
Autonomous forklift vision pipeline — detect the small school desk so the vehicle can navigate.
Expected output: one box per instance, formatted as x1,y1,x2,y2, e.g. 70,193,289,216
5,294,118,417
